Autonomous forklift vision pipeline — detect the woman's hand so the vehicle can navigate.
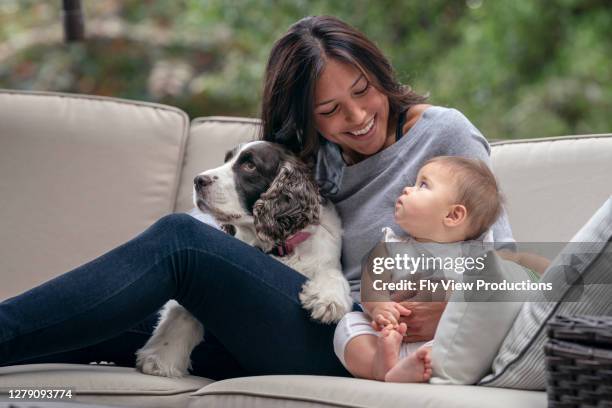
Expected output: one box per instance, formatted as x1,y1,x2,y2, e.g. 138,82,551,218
397,301,446,342
362,301,411,331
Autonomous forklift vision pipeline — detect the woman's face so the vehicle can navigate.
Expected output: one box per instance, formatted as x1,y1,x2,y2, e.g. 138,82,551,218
313,59,392,162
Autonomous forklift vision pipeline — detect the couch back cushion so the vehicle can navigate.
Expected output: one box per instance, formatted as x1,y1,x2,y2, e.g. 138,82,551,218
174,117,260,212
490,135,612,242
0,90,189,300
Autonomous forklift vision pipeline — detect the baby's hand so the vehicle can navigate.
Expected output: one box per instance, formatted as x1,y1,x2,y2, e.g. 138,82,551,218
373,312,395,331
370,302,410,331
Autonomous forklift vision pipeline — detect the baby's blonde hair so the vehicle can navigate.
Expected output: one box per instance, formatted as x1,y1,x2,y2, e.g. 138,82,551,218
423,156,504,240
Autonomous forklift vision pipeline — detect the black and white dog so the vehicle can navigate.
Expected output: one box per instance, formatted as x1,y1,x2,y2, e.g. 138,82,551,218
136,141,352,377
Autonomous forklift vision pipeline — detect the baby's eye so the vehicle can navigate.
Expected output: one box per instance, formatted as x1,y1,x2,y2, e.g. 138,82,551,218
418,181,428,189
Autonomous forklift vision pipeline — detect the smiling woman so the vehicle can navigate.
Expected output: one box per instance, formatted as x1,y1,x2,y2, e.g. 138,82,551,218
258,15,515,375
313,61,392,164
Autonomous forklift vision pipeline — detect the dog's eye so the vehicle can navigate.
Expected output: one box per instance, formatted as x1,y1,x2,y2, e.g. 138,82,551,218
241,162,256,172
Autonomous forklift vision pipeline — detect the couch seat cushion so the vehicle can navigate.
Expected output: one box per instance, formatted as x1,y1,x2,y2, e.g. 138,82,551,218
0,363,212,408
190,375,545,408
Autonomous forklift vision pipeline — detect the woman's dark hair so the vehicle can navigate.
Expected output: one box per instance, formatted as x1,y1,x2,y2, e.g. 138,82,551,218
260,15,427,162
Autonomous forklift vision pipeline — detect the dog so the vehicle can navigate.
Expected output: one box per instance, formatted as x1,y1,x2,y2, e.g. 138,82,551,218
135,141,353,377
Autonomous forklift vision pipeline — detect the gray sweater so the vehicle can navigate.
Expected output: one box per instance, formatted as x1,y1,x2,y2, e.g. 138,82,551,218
328,106,514,301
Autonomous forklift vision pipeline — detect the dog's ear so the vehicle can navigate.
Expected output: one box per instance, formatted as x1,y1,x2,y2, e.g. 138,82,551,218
253,158,320,243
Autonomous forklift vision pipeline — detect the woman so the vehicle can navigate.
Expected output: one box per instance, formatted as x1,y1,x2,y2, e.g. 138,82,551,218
0,16,512,379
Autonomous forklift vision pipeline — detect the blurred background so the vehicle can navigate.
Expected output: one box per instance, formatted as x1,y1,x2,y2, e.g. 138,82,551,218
0,0,610,140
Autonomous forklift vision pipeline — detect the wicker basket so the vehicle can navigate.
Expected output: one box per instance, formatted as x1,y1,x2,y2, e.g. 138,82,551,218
545,315,612,408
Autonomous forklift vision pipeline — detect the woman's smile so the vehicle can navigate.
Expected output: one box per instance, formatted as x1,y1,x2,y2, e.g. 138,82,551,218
345,115,376,140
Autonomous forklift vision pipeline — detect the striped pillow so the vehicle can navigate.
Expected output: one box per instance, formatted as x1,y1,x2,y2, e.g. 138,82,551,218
479,197,612,389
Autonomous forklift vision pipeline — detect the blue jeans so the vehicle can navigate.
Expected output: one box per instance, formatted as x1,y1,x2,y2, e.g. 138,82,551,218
0,214,353,379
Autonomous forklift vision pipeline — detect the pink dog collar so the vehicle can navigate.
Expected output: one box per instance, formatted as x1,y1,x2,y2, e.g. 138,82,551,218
269,231,312,257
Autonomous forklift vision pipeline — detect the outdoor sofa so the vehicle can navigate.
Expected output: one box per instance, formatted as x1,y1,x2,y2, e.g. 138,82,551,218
1,89,611,408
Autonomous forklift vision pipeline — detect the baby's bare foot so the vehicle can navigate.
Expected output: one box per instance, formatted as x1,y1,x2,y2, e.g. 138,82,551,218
385,346,432,383
372,327,404,381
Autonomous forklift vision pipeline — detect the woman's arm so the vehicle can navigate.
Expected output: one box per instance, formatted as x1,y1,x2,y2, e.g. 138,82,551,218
497,250,551,275
396,301,447,342
360,241,395,305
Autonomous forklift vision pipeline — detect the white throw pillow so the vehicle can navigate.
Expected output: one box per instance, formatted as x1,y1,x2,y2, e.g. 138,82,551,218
430,252,527,384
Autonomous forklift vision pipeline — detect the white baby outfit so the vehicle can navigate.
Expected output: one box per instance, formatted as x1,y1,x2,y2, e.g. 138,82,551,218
333,226,495,368
333,227,436,368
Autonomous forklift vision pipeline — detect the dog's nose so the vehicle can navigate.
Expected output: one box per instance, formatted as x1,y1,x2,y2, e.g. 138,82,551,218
194,175,213,189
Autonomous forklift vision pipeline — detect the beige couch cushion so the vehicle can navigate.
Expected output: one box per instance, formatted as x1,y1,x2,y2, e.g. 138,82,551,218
190,375,545,408
0,363,212,408
0,90,189,301
175,116,260,212
491,134,612,241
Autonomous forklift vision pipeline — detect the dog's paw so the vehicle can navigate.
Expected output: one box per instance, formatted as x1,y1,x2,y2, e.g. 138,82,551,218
299,279,352,324
135,344,190,378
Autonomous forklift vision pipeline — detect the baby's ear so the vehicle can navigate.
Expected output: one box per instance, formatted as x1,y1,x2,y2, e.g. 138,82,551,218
444,204,467,227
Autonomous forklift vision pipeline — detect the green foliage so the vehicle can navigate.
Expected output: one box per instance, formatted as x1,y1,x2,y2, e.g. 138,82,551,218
0,0,610,139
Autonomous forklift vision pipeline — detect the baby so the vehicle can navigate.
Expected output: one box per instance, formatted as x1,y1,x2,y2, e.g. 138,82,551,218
333,155,504,383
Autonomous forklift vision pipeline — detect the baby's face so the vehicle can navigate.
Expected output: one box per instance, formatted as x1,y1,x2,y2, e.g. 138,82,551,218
394,162,457,240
